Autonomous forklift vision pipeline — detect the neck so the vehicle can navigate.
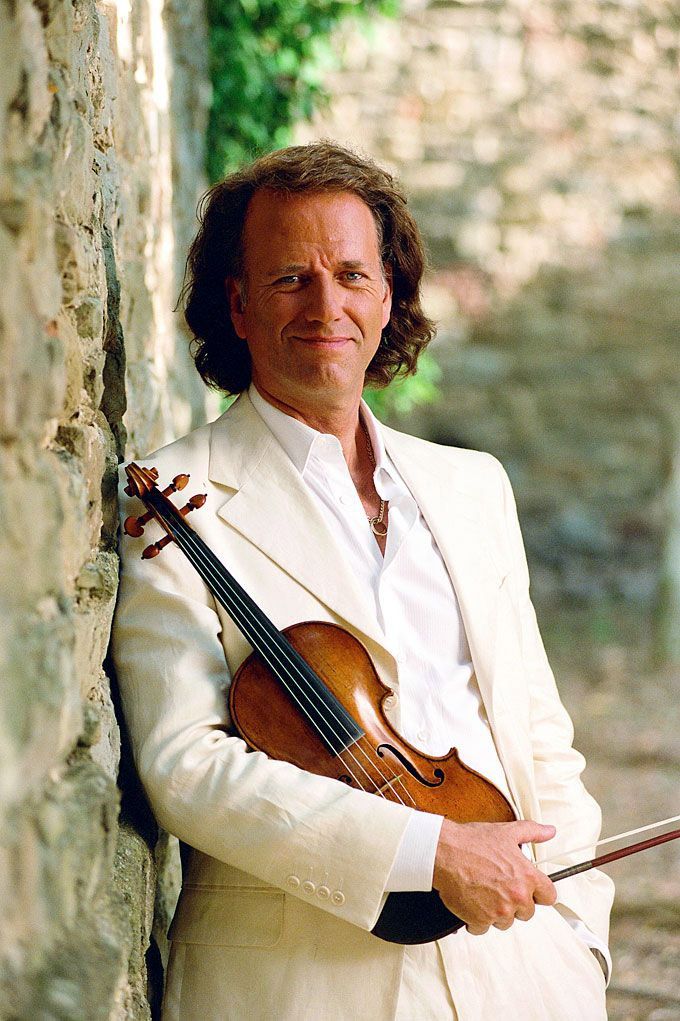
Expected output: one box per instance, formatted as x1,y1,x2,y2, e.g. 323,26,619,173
252,381,367,471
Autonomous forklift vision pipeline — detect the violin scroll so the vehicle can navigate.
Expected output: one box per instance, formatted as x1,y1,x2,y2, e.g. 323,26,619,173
123,462,206,559
123,464,159,497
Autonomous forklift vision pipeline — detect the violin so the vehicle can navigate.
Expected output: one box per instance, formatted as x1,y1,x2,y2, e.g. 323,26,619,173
123,462,680,944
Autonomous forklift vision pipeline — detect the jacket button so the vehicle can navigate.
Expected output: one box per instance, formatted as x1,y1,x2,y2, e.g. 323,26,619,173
302,880,316,895
316,885,330,900
331,890,345,906
286,875,300,889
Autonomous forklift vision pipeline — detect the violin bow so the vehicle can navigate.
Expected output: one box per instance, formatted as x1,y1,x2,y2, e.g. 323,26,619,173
539,813,680,882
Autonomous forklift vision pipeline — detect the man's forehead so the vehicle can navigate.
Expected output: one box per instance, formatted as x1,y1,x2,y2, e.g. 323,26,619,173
241,188,383,267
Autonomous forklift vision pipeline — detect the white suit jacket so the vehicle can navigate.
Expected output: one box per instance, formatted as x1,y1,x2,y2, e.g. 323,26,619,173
112,392,613,1020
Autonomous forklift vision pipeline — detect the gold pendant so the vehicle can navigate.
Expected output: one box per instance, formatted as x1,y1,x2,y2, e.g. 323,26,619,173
370,517,388,537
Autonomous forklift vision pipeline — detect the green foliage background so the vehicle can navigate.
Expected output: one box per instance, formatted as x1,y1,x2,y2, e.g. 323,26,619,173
207,0,440,416
206,0,398,182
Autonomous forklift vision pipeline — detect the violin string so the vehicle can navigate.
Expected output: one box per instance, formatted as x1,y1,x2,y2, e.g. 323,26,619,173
354,735,415,806
183,534,416,807
332,733,414,807
134,475,379,797
181,531,381,797
143,481,414,807
161,515,370,793
168,512,414,807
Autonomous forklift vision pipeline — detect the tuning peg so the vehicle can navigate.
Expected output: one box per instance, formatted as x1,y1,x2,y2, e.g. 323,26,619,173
124,510,153,537
142,534,173,559
183,493,207,512
140,491,206,559
124,473,193,537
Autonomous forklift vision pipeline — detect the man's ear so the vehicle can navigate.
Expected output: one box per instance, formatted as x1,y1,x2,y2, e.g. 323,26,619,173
226,278,247,339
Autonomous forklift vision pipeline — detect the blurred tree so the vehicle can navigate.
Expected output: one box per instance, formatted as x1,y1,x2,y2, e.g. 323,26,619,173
206,0,398,182
364,351,441,418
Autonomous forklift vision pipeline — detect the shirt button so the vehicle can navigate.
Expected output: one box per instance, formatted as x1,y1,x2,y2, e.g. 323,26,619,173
302,880,316,895
417,730,427,742
316,885,330,901
383,693,398,710
331,890,346,906
286,875,300,890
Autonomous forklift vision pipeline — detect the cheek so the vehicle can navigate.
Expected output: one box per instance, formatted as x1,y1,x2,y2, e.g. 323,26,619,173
255,296,297,328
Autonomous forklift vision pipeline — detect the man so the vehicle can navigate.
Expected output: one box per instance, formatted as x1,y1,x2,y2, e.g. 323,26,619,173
112,142,614,1019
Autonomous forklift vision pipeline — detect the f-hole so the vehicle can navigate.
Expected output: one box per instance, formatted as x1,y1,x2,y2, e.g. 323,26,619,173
376,744,445,788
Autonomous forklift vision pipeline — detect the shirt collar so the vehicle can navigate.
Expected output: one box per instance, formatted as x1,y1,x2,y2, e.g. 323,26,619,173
248,383,394,483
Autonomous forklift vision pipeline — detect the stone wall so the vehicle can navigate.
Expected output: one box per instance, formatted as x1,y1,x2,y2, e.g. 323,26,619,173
0,0,208,1016
296,0,680,664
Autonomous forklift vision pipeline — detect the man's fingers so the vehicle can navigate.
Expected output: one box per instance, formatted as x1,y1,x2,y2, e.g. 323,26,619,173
434,818,559,934
532,872,557,906
511,820,556,845
471,898,539,934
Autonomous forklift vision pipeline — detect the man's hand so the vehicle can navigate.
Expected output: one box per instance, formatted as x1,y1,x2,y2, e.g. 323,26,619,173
433,819,557,936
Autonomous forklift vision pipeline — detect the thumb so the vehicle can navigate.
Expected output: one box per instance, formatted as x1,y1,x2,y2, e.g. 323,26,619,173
512,820,556,845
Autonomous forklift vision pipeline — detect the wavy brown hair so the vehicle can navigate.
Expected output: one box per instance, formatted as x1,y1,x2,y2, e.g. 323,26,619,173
180,142,436,394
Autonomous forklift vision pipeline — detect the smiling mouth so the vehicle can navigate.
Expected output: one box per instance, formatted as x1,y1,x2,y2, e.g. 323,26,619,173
293,336,353,346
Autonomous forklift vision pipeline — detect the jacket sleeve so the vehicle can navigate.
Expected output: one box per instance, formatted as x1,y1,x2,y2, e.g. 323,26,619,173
494,458,615,946
111,466,413,931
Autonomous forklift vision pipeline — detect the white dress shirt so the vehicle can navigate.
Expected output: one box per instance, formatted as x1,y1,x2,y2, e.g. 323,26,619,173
249,384,610,977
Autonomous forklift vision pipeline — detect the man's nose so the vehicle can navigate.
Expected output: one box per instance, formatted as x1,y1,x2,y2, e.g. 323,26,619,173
303,276,343,323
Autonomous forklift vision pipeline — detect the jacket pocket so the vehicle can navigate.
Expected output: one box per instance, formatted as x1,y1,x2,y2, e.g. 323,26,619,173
169,886,285,948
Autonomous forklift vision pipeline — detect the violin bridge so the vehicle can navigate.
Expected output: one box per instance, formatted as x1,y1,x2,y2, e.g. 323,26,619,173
377,774,404,795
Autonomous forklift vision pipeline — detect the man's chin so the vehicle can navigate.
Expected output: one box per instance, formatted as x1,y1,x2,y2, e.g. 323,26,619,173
270,368,365,406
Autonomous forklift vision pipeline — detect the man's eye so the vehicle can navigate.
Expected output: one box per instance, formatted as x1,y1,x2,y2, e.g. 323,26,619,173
343,272,364,281
277,275,301,285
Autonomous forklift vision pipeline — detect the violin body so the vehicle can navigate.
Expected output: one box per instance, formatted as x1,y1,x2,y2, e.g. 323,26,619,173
229,620,516,945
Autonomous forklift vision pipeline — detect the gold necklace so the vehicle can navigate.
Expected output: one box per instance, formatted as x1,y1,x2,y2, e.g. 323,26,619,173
360,419,388,537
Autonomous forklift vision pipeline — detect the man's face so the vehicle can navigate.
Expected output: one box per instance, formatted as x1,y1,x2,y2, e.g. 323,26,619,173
227,189,392,407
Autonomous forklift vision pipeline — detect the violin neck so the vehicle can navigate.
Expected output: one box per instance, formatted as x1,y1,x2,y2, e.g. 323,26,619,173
145,486,364,753
147,486,278,652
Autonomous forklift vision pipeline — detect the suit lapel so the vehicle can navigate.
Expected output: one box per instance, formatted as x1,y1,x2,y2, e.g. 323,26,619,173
384,430,536,813
208,394,385,650
383,430,507,719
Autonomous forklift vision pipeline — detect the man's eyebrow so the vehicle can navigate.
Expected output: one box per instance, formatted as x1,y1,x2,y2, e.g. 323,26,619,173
337,260,372,271
265,259,373,277
268,264,306,275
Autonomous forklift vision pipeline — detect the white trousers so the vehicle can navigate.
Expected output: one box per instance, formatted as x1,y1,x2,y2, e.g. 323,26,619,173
395,942,458,1020
162,906,607,1020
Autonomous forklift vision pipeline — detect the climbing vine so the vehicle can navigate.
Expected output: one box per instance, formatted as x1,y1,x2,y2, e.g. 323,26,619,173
206,0,398,182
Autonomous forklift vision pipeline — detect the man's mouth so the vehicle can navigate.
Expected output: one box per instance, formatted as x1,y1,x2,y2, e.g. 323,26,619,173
293,335,353,347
